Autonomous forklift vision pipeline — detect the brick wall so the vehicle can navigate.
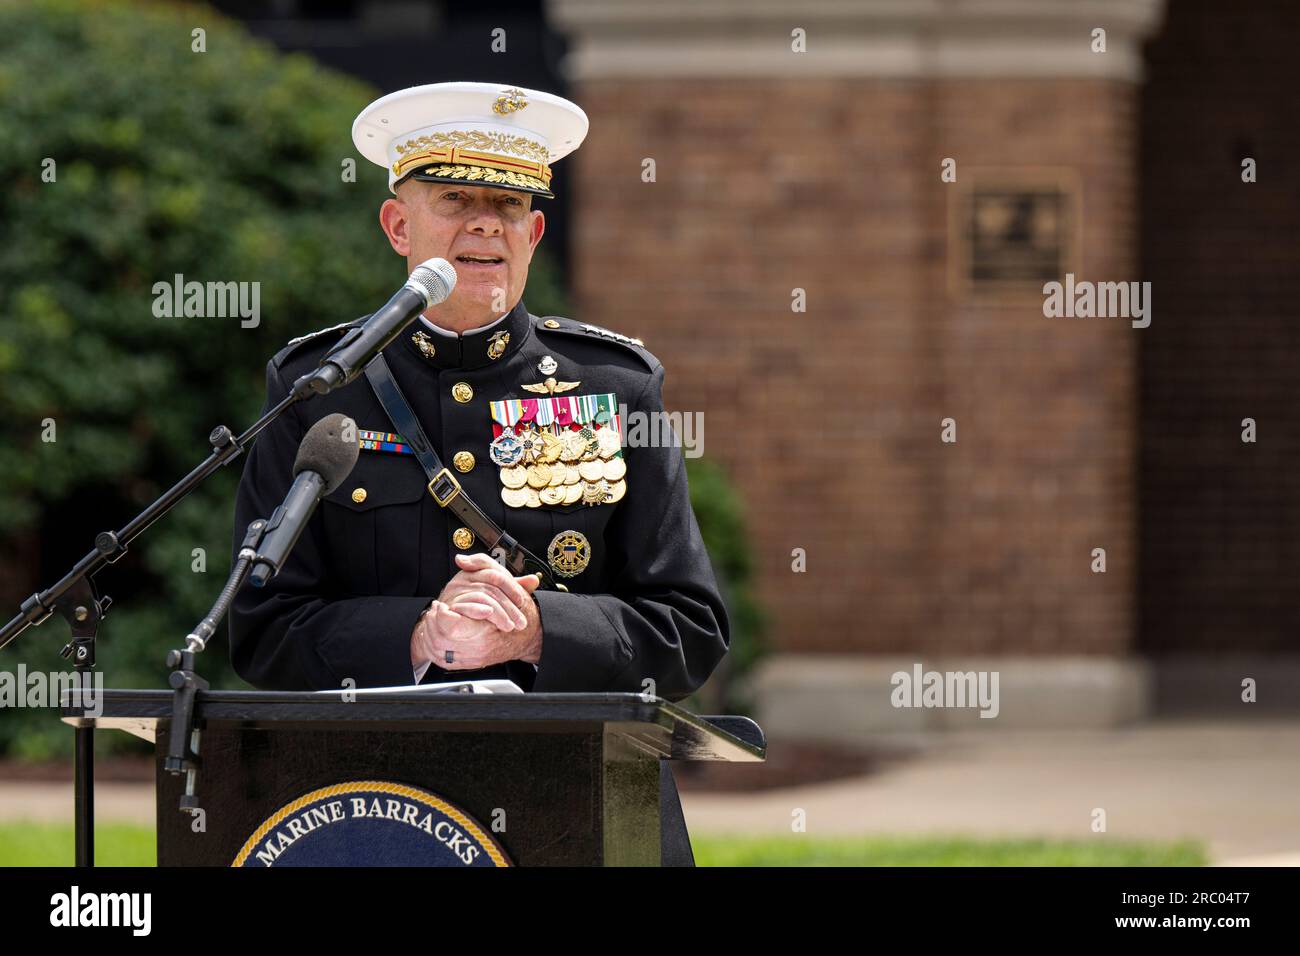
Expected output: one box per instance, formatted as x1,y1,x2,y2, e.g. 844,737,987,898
569,76,1138,657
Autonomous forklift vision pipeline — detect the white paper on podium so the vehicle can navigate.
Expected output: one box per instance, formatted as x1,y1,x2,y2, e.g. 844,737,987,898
312,679,524,696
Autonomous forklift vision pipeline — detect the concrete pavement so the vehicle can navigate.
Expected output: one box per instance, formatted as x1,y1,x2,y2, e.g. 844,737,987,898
679,719,1300,863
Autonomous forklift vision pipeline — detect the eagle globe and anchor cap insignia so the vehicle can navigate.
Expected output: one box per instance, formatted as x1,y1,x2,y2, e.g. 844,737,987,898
232,780,511,867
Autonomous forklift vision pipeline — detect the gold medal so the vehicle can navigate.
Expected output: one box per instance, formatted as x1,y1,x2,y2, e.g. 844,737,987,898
578,460,605,482
605,479,627,504
540,485,566,505
597,427,621,459
581,480,609,506
559,430,585,462
500,465,528,489
501,486,530,508
602,457,626,481
562,482,583,505
526,463,552,488
547,462,568,486
547,529,591,578
524,487,541,508
539,430,563,462
563,464,581,485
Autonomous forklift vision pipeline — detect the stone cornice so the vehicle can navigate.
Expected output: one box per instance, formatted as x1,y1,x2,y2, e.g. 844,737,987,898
548,0,1167,81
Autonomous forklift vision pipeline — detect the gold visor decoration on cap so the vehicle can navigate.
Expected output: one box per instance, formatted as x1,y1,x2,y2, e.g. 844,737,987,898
391,131,552,190
407,164,550,194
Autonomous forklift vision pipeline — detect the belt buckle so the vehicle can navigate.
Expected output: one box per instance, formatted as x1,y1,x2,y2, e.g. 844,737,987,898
428,468,462,507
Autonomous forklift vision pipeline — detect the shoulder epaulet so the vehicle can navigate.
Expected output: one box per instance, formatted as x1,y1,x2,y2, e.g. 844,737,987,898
533,315,659,371
271,317,365,369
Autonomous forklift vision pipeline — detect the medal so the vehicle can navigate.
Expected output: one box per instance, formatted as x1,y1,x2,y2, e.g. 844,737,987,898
517,427,545,463
489,429,523,466
525,463,552,488
597,426,621,460
501,486,530,508
560,431,585,462
539,429,563,462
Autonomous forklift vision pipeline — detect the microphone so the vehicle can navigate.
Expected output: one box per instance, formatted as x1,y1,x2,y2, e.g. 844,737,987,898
249,414,360,588
293,257,458,397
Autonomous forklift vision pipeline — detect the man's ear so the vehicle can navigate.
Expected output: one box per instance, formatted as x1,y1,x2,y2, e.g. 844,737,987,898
528,207,545,253
379,197,411,256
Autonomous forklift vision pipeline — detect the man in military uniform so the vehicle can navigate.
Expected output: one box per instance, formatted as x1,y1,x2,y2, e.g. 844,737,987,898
228,82,729,865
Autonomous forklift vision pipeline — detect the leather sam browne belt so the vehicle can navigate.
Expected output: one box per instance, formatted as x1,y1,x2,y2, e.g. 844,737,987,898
363,354,567,592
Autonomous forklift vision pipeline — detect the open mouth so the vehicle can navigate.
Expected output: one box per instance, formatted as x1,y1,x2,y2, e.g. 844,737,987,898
456,255,504,265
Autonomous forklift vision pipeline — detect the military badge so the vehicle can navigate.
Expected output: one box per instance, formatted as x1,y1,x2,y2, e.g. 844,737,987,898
487,330,510,360
548,530,591,577
489,392,626,508
411,330,438,359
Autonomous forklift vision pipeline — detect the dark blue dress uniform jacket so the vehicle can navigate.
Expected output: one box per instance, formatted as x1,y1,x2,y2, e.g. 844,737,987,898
227,298,729,865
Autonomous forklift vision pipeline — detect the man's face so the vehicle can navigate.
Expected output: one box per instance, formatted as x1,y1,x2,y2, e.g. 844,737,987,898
379,181,545,329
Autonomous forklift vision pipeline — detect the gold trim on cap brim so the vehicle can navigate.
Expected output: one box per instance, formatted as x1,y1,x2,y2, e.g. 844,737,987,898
405,164,554,198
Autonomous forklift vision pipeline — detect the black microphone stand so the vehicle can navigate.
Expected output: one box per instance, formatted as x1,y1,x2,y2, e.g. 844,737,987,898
1,373,325,867
163,518,268,816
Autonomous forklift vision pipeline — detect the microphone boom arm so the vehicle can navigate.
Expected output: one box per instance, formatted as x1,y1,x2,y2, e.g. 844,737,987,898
0,389,299,652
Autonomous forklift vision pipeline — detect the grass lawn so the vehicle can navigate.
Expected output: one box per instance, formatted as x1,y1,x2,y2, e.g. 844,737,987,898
0,822,1205,867
0,822,156,867
691,834,1208,866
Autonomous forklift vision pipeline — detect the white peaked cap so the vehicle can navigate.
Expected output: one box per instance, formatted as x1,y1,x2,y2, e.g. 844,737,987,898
351,81,589,198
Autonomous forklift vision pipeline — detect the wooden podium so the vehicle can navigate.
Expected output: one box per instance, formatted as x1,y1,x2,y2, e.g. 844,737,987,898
62,689,765,867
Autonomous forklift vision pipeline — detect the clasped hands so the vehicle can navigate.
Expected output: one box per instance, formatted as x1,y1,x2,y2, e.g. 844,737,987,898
410,552,543,672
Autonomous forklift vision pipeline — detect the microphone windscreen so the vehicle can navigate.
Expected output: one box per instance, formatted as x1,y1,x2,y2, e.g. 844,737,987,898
408,257,458,307
293,414,360,494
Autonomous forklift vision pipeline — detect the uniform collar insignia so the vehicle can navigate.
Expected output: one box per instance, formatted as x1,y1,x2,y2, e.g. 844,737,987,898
404,299,530,371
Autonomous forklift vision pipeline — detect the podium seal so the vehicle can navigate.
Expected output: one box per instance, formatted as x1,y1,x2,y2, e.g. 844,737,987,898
232,780,511,867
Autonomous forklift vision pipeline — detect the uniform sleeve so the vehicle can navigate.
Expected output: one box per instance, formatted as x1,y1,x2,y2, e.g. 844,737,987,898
227,359,430,691
530,364,730,702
